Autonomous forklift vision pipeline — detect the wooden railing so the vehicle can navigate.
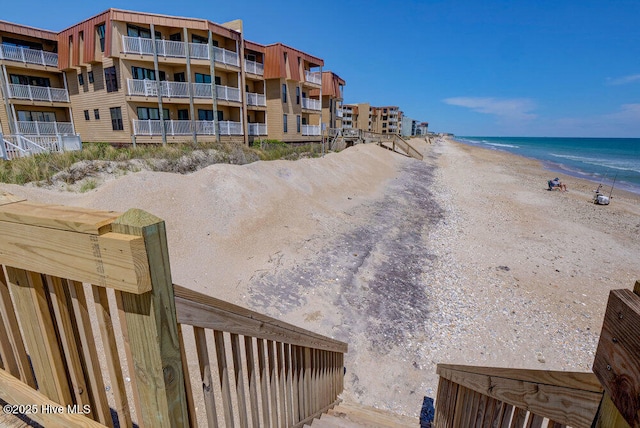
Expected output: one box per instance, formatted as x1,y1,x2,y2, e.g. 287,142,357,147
434,365,603,427
0,193,346,427
434,281,640,428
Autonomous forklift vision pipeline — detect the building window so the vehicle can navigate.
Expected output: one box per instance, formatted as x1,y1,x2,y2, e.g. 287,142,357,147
195,73,211,84
127,25,160,39
132,66,165,81
282,84,287,103
10,74,50,87
214,76,221,85
170,33,181,42
177,109,189,120
78,73,84,85
105,66,118,92
94,109,100,119
137,107,169,120
296,87,300,104
174,72,185,82
192,34,208,44
382,123,387,128
84,110,90,120
110,107,123,130
88,71,94,84
96,24,106,52
283,114,288,133
296,115,301,133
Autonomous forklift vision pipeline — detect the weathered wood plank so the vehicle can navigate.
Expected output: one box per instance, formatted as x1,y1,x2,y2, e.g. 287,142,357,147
284,343,294,427
194,327,219,428
0,367,108,428
0,201,119,234
0,192,26,206
437,366,602,427
46,276,111,426
0,221,150,293
276,342,287,426
0,267,34,386
112,209,188,428
593,288,640,427
5,268,72,404
174,285,347,353
243,336,260,428
592,392,631,428
267,340,279,427
256,338,270,427
230,333,248,428
178,325,198,428
92,285,131,428
213,330,234,427
437,364,603,393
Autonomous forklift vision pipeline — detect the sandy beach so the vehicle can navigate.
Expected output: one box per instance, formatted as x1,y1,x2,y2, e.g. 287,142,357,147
1,137,638,419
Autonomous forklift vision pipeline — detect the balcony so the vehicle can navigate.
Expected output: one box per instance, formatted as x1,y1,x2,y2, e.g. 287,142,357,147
127,79,240,102
16,121,74,135
0,45,58,67
304,70,322,85
247,92,266,106
302,125,321,136
7,83,69,102
248,123,267,136
336,110,343,118
132,119,243,136
389,117,398,123
301,97,321,111
244,59,264,75
122,36,239,66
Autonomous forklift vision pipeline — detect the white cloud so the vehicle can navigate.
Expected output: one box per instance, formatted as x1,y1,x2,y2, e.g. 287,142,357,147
546,104,640,137
443,97,537,121
606,74,640,85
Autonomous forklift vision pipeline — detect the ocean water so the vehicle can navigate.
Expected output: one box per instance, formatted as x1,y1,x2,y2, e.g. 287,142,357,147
455,137,640,195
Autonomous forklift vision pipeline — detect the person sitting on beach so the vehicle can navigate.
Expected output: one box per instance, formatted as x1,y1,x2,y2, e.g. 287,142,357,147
548,177,567,192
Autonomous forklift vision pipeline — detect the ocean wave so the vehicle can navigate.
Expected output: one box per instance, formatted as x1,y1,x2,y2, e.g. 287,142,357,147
550,153,640,174
486,142,519,148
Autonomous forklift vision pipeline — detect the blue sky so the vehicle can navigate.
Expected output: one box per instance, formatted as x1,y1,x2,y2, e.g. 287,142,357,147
4,0,640,137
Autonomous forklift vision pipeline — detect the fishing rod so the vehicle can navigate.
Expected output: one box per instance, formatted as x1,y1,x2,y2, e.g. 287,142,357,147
608,172,618,199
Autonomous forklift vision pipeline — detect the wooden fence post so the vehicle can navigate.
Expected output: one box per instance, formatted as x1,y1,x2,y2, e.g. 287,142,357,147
592,281,640,428
112,209,189,427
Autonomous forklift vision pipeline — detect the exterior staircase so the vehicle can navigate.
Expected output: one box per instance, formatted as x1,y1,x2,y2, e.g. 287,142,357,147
306,401,418,427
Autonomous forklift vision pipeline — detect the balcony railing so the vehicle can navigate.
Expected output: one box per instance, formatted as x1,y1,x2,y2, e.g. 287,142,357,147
302,97,321,111
127,79,240,101
302,124,321,136
132,119,243,136
7,83,69,102
246,92,266,106
305,70,322,85
248,123,267,136
244,59,264,75
122,36,239,66
336,110,343,118
216,84,241,102
0,45,58,67
16,121,74,135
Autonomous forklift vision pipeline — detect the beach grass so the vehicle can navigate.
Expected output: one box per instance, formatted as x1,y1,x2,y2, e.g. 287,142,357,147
0,140,327,185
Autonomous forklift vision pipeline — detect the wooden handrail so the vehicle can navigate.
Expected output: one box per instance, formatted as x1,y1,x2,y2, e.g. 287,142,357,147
435,364,603,427
174,284,348,353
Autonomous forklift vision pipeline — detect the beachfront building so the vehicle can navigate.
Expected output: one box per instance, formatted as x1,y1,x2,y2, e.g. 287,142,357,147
309,71,344,131
0,21,76,138
264,43,323,143
415,121,429,135
400,115,413,137
341,102,370,131
57,9,254,145
370,105,400,134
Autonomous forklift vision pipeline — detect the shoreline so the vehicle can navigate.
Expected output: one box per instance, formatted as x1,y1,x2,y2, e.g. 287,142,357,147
452,137,640,197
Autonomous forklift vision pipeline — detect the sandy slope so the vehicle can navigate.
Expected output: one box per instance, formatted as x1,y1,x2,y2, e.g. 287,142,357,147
1,138,638,419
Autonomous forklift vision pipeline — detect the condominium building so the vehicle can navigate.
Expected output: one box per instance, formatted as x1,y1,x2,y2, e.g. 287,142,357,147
57,9,256,145
264,43,323,143
341,102,370,131
0,21,75,137
309,71,344,130
370,105,400,134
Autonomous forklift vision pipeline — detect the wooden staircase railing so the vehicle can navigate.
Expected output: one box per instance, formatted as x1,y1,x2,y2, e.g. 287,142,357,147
0,192,347,427
434,281,640,428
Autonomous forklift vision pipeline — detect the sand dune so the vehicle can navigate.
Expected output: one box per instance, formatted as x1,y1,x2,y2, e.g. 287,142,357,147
2,138,639,418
